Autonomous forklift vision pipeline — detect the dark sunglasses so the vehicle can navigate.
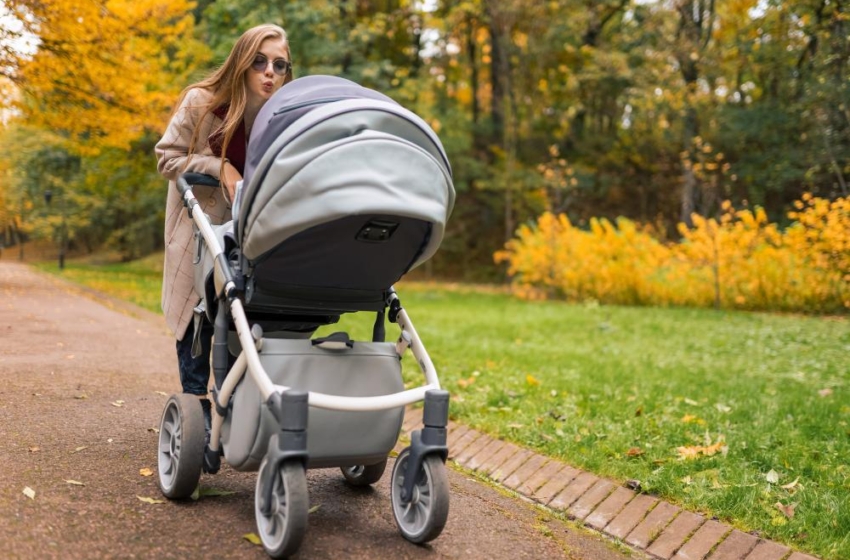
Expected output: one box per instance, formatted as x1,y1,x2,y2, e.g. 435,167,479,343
251,53,291,77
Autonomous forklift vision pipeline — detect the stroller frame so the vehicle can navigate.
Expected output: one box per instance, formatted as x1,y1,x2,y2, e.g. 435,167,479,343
157,174,450,558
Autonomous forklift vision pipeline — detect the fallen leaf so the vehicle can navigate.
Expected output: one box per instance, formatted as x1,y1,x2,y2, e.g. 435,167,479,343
818,388,833,397
28,446,40,453
139,468,154,477
243,533,262,545
766,469,780,484
625,479,642,491
136,496,165,505
526,374,540,387
457,376,476,389
72,446,88,453
677,445,702,460
681,414,700,424
634,406,643,417
775,502,796,518
74,394,88,400
780,477,801,491
155,391,168,396
147,427,160,434
111,401,124,408
715,403,732,413
308,504,321,514
626,447,644,457
198,487,235,498
684,398,699,406
65,480,85,486
507,423,524,429
23,487,35,499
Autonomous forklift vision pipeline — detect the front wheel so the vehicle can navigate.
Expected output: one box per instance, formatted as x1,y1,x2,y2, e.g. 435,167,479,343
390,448,449,544
254,458,309,558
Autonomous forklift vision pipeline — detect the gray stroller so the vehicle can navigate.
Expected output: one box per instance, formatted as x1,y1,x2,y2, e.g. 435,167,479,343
156,76,455,558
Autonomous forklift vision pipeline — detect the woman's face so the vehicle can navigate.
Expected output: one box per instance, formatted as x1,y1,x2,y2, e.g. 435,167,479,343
245,37,290,106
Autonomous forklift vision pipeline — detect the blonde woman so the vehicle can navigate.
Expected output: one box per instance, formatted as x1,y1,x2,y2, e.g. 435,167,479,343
155,24,293,433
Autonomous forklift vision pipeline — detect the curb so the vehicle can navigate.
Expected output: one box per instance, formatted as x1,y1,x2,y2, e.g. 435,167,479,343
398,407,820,560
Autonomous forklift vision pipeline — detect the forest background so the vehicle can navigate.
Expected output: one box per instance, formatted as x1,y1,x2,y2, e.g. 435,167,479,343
0,0,848,307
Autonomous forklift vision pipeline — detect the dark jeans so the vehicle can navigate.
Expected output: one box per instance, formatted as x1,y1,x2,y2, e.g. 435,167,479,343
176,319,214,396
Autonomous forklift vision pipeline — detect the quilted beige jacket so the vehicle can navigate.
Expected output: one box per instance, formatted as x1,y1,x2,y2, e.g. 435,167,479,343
156,88,232,341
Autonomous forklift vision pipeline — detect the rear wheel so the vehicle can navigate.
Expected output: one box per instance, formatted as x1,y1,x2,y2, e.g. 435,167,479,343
340,459,388,487
255,457,309,558
390,448,449,544
157,394,205,499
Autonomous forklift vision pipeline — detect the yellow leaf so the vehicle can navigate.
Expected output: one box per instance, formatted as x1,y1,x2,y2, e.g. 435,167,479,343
65,480,85,486
243,533,262,546
23,487,36,500
526,374,540,386
139,468,154,477
136,496,165,505
72,446,88,453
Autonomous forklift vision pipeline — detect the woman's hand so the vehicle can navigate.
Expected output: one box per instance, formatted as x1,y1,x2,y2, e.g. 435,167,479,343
221,160,243,205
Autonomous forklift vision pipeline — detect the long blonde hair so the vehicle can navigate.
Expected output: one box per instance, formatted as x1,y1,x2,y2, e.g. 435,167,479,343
177,24,293,176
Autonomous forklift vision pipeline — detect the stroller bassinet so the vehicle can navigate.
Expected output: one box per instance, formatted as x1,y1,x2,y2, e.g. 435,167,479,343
158,76,455,558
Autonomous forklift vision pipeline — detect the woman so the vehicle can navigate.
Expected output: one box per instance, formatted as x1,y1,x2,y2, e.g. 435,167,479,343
155,24,293,430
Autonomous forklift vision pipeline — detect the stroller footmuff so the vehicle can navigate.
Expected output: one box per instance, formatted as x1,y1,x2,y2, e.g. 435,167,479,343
157,76,455,558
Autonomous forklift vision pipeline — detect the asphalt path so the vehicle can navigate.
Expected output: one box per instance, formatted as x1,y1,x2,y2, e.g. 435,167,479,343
0,261,638,560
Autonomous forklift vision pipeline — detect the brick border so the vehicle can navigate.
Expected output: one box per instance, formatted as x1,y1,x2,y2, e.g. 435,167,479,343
400,409,820,560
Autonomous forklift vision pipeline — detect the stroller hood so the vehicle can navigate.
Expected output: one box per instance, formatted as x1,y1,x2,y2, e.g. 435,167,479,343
236,76,455,272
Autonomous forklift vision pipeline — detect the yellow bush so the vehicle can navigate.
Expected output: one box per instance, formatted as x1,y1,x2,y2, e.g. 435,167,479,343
496,195,850,313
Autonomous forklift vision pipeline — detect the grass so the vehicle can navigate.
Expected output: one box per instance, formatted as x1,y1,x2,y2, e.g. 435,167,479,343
35,256,850,559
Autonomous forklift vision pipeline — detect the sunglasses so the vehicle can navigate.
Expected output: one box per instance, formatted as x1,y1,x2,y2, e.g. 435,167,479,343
251,53,291,77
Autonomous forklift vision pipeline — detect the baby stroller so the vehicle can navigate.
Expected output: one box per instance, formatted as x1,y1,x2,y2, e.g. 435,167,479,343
156,76,455,558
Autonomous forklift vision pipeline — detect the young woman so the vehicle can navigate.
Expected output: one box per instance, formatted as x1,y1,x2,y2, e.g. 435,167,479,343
155,24,293,431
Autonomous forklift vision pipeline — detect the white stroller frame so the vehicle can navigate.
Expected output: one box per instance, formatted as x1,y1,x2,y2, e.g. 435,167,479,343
157,173,451,559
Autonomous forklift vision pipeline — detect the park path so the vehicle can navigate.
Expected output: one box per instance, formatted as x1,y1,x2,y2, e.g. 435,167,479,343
0,261,637,560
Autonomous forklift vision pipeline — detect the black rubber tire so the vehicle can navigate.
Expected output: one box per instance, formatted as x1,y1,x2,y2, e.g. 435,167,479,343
157,394,205,499
390,448,450,544
340,459,388,487
255,458,309,558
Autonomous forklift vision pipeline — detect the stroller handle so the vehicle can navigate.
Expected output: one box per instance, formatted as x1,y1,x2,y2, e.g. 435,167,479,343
177,173,220,197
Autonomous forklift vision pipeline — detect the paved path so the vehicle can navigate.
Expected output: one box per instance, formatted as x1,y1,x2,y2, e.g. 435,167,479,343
0,261,637,560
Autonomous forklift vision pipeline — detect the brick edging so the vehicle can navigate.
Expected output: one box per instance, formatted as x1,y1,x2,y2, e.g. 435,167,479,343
397,410,820,560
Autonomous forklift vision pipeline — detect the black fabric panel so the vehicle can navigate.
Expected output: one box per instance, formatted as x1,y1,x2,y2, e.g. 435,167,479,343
245,215,430,313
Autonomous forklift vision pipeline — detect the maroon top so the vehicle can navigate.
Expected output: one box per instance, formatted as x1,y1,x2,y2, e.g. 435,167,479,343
209,105,247,175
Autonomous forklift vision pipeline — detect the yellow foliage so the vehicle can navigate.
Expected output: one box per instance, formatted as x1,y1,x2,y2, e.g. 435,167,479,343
496,195,850,313
8,0,208,153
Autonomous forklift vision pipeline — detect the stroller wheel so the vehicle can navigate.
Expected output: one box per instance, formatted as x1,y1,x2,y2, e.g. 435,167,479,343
157,394,205,499
255,458,308,558
340,459,388,487
390,448,449,544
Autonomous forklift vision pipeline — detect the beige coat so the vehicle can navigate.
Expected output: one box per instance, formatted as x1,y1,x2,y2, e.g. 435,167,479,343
156,88,232,341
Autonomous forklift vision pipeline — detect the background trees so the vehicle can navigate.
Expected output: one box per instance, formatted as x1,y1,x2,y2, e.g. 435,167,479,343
1,0,847,278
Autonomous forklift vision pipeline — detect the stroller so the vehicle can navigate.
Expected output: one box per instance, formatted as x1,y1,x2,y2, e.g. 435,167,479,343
156,76,455,558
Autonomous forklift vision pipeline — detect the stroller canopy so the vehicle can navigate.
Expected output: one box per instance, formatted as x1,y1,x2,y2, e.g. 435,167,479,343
236,76,455,275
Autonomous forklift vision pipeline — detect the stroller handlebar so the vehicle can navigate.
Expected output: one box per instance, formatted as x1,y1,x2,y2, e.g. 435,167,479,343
177,173,220,197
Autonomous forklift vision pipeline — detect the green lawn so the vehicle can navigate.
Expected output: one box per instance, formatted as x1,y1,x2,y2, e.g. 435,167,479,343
36,259,850,559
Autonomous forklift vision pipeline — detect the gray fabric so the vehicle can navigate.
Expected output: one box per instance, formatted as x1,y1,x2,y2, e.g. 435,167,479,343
245,75,399,185
238,100,454,269
221,338,405,471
